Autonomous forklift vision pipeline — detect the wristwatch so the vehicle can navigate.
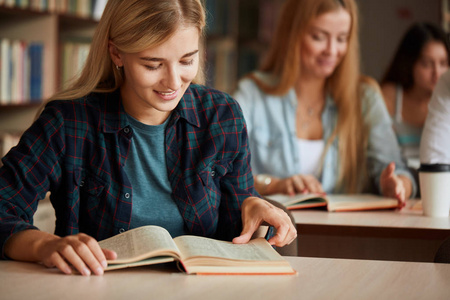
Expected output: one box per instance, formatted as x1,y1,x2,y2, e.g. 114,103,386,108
255,174,272,194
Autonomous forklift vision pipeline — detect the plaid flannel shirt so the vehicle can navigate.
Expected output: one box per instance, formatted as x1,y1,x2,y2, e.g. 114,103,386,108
0,84,257,258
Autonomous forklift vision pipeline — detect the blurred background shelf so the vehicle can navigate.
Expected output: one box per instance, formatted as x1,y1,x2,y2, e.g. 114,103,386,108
0,0,445,158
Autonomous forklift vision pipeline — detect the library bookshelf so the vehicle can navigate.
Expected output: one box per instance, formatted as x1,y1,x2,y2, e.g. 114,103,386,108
0,2,100,157
0,0,285,158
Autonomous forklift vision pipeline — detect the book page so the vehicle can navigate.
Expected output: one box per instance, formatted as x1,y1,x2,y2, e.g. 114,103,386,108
105,257,175,271
326,194,398,212
99,225,181,264
174,236,284,262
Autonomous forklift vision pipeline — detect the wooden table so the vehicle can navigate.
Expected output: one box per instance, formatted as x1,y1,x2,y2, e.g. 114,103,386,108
32,198,450,262
1,257,449,300
292,200,450,262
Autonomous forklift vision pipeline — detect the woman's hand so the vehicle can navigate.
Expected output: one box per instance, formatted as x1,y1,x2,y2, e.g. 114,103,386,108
232,197,297,247
4,230,117,276
380,162,413,207
263,174,323,196
36,233,117,276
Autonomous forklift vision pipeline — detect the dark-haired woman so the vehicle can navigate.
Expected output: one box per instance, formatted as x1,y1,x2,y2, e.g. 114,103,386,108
381,22,450,170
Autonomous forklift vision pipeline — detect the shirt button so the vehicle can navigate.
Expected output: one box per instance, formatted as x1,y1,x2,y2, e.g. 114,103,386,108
124,193,130,199
211,171,216,177
124,128,130,134
119,228,126,233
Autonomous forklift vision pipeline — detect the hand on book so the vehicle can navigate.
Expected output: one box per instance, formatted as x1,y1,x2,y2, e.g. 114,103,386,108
265,174,324,196
5,229,117,276
232,197,297,247
380,162,412,207
35,232,118,276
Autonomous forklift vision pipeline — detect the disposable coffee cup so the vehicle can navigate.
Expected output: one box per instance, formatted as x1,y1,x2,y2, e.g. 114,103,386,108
418,164,450,217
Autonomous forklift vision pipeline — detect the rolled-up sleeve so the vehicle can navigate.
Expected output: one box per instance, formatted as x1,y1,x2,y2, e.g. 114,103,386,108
363,84,417,198
0,105,65,258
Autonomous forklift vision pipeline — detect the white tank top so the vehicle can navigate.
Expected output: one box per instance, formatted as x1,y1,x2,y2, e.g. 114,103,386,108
297,138,325,176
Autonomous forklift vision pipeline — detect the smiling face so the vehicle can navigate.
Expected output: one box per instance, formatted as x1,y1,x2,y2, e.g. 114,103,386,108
109,26,200,125
412,41,449,93
300,8,352,80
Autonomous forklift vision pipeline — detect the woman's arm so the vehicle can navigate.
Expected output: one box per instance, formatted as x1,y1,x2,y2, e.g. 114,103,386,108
1,103,117,275
0,105,66,258
4,229,116,276
362,83,417,199
218,90,297,246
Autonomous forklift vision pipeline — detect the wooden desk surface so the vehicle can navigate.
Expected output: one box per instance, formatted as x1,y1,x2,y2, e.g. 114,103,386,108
290,200,450,262
32,198,450,262
1,257,449,300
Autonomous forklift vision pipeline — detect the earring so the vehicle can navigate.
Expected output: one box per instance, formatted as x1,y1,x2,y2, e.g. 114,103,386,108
116,65,121,70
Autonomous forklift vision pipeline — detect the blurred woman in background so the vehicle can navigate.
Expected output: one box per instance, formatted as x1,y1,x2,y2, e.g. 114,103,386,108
381,22,450,170
234,0,416,202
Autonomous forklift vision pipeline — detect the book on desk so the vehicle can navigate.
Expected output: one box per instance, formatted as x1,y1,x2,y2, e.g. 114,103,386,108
98,225,296,275
265,193,399,212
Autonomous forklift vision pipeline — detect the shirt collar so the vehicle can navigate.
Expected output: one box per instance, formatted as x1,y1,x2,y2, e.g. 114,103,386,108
286,86,336,110
168,84,201,128
101,89,129,133
101,85,201,133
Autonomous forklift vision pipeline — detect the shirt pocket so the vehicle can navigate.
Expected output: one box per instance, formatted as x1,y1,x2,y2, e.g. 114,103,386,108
197,159,232,209
73,168,107,226
252,126,283,150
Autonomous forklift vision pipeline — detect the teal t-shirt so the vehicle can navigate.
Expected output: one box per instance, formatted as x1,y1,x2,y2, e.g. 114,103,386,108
125,114,187,237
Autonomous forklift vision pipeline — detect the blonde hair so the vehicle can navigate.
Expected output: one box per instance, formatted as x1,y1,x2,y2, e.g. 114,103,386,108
48,0,206,102
252,0,367,193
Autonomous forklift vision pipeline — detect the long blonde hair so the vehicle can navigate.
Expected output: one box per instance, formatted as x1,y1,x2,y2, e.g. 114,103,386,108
48,0,206,102
253,0,367,193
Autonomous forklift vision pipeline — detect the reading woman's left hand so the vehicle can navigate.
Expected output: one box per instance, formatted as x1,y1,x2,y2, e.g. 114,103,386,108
232,197,297,247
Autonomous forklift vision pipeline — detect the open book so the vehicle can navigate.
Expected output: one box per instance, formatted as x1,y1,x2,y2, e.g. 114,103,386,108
265,193,399,212
98,225,296,275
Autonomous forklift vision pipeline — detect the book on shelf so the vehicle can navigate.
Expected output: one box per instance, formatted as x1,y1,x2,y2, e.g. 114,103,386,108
1,0,104,19
28,42,43,102
0,38,43,104
92,0,107,20
10,40,20,103
60,41,90,89
0,38,10,105
264,193,399,212
237,44,263,79
258,0,284,44
204,0,235,36
98,225,296,275
205,38,237,94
